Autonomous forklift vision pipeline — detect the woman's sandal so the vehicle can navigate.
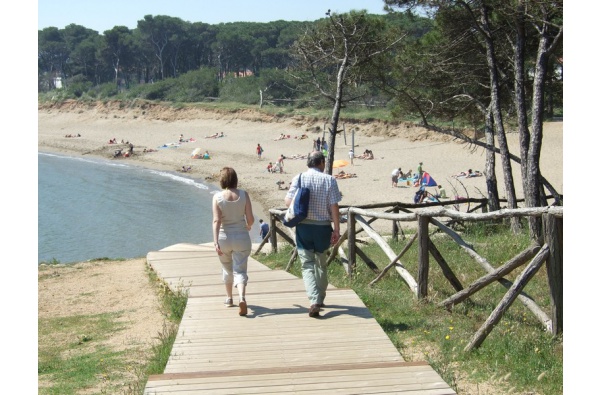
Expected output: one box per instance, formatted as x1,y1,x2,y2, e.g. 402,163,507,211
238,299,247,316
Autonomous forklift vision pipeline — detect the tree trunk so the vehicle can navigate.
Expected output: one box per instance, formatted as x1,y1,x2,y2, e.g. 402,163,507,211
479,5,520,233
325,54,348,175
483,107,500,211
526,32,553,242
514,0,530,190
113,57,120,88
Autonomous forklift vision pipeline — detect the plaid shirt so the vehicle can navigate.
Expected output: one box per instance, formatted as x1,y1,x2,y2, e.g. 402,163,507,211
286,168,342,221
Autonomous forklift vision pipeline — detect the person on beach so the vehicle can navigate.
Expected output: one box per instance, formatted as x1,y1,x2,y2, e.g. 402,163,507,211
276,154,285,173
259,219,270,241
436,185,447,199
256,144,264,159
391,167,400,187
285,151,342,318
417,161,424,182
212,167,255,316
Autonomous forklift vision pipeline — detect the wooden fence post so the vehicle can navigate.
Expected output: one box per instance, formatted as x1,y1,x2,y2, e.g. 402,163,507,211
464,244,549,351
392,206,399,242
347,210,356,279
269,213,277,253
544,213,563,336
417,215,430,300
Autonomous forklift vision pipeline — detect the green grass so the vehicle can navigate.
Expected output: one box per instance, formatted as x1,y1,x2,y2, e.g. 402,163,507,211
38,264,189,395
142,273,189,378
255,221,562,394
38,313,129,394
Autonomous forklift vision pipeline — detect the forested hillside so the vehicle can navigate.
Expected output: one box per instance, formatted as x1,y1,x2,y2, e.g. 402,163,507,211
38,12,429,103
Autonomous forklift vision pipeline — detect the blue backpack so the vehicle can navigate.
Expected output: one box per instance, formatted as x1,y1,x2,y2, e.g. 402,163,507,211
283,174,310,227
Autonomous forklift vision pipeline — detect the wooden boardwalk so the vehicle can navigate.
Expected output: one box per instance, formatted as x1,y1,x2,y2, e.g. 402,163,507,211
144,243,456,394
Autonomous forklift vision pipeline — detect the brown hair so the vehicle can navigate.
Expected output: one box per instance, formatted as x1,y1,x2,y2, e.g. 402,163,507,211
219,167,238,189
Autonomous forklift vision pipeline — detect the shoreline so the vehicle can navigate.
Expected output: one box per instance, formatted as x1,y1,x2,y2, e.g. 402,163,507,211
38,103,563,233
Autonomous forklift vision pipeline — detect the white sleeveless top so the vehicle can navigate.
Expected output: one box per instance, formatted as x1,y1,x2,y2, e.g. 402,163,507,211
216,189,248,233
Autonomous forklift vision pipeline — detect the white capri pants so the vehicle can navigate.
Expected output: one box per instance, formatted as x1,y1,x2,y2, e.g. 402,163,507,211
217,230,251,287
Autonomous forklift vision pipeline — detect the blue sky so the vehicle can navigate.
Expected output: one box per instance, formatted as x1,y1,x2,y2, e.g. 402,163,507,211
38,0,388,32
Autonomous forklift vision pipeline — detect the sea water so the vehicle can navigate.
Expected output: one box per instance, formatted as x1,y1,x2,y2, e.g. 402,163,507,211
38,152,261,264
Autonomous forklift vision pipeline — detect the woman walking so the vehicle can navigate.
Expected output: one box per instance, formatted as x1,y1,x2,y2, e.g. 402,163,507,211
212,167,255,316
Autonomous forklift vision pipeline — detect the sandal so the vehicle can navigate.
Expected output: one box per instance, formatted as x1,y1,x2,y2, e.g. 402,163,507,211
238,299,247,316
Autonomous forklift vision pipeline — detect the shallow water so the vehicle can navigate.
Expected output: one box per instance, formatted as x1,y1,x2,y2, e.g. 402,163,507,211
38,152,261,264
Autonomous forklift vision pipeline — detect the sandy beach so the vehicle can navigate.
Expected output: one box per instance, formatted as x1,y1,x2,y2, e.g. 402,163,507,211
38,100,563,223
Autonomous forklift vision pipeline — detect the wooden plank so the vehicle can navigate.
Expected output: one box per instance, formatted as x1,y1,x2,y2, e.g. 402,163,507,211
143,244,456,395
145,364,455,394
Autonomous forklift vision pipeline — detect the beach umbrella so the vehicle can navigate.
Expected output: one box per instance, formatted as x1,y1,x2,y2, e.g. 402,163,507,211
332,159,349,168
191,147,202,159
420,172,437,187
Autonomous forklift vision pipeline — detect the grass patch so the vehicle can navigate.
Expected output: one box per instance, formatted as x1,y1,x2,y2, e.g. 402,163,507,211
38,263,189,395
255,222,562,394
143,273,189,377
38,313,129,394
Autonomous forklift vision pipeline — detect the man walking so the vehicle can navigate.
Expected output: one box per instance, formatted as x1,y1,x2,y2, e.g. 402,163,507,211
259,219,270,241
285,151,342,318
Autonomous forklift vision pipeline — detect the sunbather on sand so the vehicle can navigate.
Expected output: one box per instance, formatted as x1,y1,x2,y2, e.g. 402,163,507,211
288,154,308,159
334,171,357,179
357,149,374,159
453,169,482,178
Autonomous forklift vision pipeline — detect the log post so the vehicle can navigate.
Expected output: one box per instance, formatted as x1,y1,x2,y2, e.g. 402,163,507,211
392,206,399,242
464,244,549,351
355,246,380,273
544,213,563,336
347,211,356,278
285,248,298,272
269,213,277,253
417,215,430,300
369,232,418,286
428,239,464,293
253,229,271,255
274,227,296,246
439,244,541,309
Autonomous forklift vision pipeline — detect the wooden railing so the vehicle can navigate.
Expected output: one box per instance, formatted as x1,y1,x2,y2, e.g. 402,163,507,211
259,199,563,351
